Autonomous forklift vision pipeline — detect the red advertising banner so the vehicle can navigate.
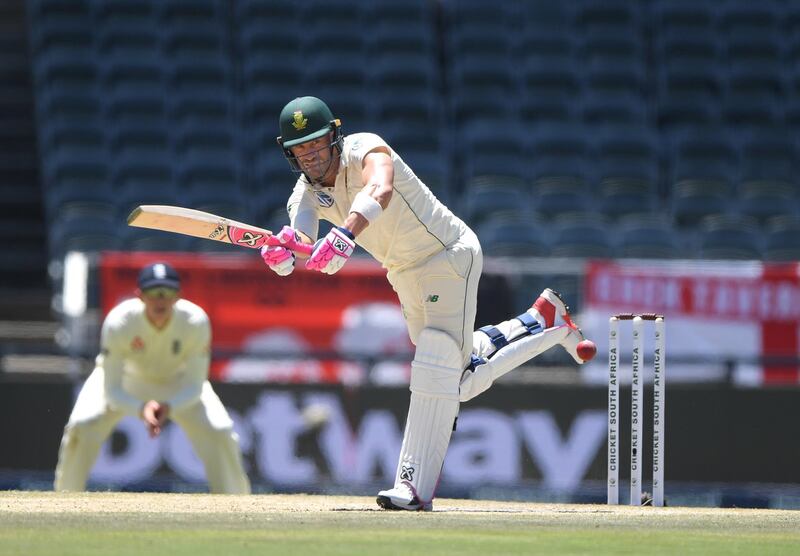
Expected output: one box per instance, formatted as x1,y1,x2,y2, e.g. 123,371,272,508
582,260,800,385
99,252,412,383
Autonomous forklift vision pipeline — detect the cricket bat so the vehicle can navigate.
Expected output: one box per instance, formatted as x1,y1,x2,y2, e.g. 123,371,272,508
127,205,313,255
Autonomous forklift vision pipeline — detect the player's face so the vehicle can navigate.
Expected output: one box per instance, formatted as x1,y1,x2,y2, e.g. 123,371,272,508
290,132,338,183
139,287,179,329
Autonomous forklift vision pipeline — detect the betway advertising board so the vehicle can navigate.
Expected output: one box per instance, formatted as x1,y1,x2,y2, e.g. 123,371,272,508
3,382,799,497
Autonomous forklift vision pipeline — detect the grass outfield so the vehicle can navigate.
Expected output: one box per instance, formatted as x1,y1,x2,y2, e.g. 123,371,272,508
1,492,799,555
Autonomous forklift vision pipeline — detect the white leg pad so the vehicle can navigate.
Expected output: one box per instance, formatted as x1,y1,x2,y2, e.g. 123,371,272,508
460,325,570,402
474,312,545,358
386,328,462,507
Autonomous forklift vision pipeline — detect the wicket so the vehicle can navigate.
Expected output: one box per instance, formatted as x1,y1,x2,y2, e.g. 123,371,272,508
608,313,666,507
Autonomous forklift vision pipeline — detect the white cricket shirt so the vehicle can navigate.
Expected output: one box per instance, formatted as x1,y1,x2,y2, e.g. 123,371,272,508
287,133,469,272
97,297,211,415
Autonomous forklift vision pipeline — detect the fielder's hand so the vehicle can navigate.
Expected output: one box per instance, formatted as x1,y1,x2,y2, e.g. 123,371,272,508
141,400,170,438
306,226,355,274
260,225,298,276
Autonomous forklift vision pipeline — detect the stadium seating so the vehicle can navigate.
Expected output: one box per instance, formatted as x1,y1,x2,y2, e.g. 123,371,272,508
616,213,684,259
696,215,763,261
21,0,800,266
763,216,800,261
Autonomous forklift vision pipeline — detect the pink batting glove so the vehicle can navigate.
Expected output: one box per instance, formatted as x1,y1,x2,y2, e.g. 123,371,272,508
260,226,298,276
306,226,355,274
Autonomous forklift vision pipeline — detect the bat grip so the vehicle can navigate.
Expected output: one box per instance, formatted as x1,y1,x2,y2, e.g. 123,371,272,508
265,235,314,256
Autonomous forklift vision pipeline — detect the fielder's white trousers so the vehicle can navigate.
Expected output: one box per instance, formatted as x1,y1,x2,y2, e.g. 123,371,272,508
54,369,250,494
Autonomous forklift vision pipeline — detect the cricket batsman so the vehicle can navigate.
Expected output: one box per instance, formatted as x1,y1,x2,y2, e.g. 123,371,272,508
54,262,251,494
261,96,596,510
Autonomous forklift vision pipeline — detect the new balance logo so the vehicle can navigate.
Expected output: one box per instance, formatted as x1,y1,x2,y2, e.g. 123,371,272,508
425,295,439,303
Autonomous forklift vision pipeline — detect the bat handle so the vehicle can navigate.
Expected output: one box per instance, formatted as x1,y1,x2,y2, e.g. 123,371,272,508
265,235,314,257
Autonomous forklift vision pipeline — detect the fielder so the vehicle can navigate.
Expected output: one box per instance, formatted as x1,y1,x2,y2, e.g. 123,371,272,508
54,262,250,494
262,96,595,510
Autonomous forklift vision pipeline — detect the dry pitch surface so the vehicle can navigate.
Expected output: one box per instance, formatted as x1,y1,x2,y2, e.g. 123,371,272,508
2,491,800,555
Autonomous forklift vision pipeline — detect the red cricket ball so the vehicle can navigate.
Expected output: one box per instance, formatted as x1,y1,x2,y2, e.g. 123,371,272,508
576,339,597,361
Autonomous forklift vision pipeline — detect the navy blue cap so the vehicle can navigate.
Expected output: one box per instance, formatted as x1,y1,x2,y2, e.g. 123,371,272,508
138,262,180,290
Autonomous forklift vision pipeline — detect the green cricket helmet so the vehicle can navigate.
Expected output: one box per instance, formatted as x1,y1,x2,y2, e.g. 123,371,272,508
277,96,343,185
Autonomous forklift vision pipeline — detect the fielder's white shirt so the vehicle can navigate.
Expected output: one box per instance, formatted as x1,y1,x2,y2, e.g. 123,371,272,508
97,298,211,415
287,133,469,272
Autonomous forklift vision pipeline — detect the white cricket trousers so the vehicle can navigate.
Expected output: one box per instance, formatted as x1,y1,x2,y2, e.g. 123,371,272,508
54,369,250,494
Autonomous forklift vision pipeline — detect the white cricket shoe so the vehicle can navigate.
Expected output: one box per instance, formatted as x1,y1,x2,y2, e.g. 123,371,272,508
376,482,432,511
530,288,590,365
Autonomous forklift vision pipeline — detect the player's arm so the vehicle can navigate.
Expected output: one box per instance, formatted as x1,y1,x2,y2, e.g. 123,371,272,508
98,321,145,416
342,147,394,237
306,144,393,275
164,316,211,414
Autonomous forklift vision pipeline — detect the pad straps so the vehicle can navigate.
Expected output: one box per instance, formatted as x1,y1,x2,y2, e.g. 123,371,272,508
478,325,508,350
515,312,543,335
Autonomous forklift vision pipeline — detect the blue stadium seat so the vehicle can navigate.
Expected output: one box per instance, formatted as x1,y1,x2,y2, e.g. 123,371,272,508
462,181,530,228
168,53,230,94
168,89,232,126
451,92,517,131
616,213,683,259
366,0,433,25
652,0,713,34
33,50,97,93
39,121,104,157
697,215,763,260
115,185,179,222
668,127,738,226
297,0,361,27
521,95,574,126
450,54,519,99
112,150,173,190
575,0,641,34
517,28,573,62
477,214,549,257
303,26,364,58
96,21,160,57
239,25,300,60
28,18,93,59
550,213,613,258
160,0,223,25
45,180,116,222
164,20,225,56
234,0,295,26
593,125,659,217
720,92,780,129
94,0,157,25
718,0,781,35
579,92,647,126
521,2,572,32
367,22,436,58
109,123,170,158
373,95,439,131
121,225,189,253
763,216,800,261
736,129,798,222
99,52,164,96
521,56,581,102
103,88,166,125
528,124,591,217
49,213,122,258
461,120,527,182
584,58,647,96
37,89,101,124
242,53,303,93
